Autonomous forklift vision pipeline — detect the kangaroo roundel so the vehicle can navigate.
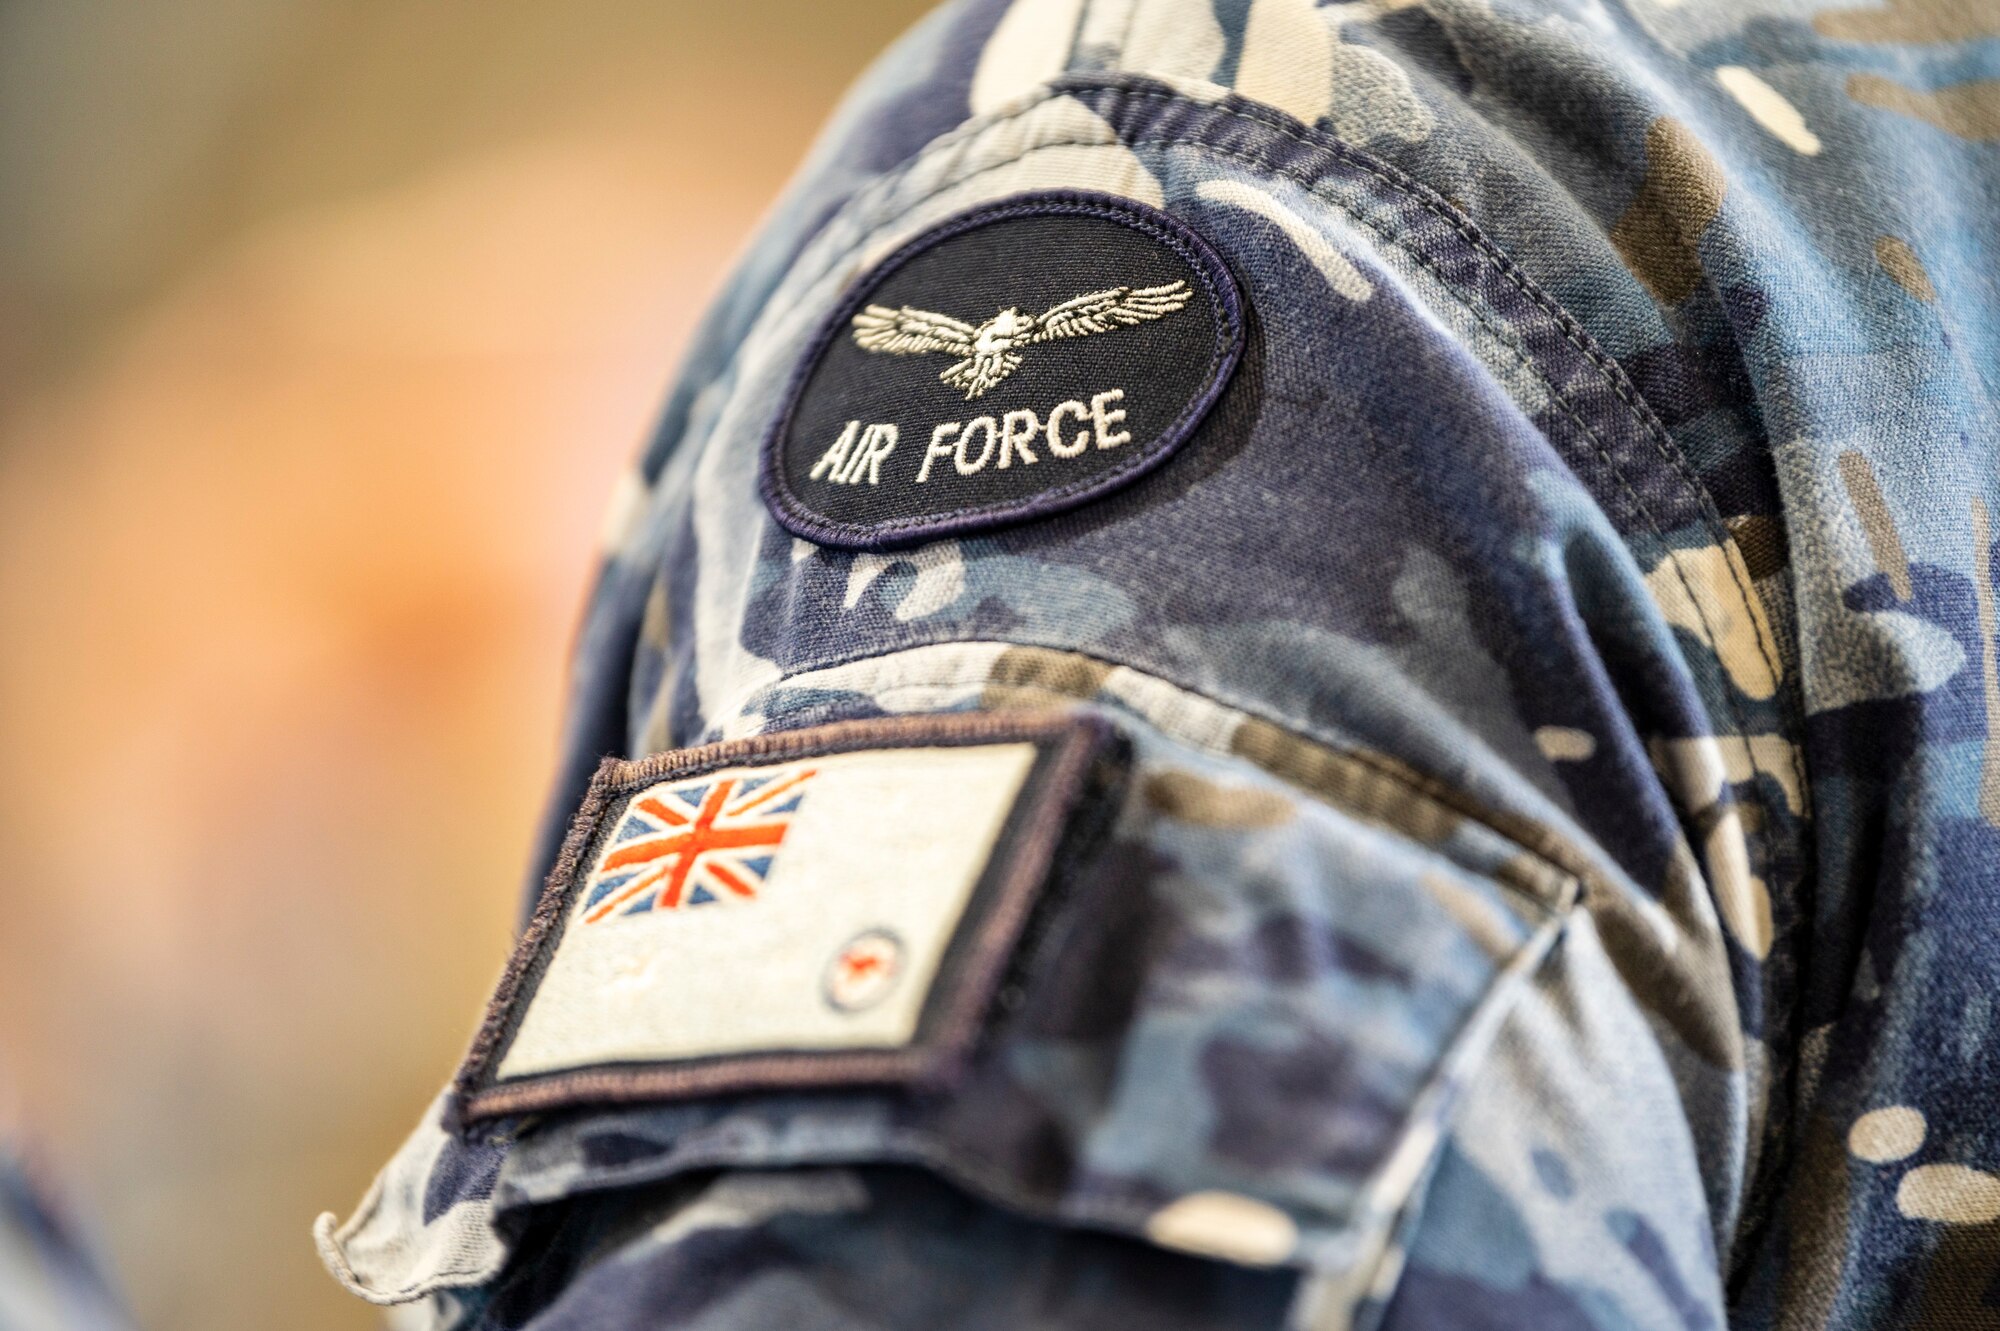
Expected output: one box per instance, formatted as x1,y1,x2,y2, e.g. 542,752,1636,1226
761,191,1245,550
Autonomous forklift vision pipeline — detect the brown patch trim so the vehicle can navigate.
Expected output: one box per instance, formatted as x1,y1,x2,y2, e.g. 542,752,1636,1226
1836,450,1914,601
1609,117,1727,306
1725,513,1790,583
452,710,1123,1124
1846,73,2000,142
1872,234,1938,304
1142,768,1295,829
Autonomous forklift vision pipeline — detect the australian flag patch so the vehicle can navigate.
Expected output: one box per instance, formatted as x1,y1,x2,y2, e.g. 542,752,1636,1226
452,711,1126,1123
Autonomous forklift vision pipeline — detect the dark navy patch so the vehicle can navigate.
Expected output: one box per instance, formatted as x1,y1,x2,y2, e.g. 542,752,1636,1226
761,191,1244,550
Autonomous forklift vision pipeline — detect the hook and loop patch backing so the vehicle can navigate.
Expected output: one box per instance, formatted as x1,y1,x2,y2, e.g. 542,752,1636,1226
760,190,1245,550
453,711,1126,1123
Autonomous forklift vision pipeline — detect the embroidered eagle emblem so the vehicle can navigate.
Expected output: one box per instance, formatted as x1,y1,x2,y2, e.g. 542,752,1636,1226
850,280,1192,399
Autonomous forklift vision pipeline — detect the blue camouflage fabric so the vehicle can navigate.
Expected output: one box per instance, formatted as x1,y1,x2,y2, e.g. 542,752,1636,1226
316,0,2000,1326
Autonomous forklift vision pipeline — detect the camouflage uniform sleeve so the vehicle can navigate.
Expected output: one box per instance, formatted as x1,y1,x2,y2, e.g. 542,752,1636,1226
320,0,2000,1328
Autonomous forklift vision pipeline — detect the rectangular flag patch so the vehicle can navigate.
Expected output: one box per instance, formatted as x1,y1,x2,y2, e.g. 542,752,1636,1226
454,711,1123,1122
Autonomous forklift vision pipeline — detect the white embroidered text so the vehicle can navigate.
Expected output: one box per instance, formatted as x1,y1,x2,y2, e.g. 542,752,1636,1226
809,421,901,486
914,389,1130,483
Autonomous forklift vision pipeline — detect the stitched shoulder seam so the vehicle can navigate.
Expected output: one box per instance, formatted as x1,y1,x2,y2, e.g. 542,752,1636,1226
687,80,1801,886
717,639,1597,912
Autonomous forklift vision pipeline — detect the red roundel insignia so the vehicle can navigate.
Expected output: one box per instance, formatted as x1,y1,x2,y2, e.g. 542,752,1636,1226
824,929,904,1012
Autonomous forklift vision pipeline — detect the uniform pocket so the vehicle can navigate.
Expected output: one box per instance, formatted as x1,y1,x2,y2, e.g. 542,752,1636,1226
317,648,1581,1319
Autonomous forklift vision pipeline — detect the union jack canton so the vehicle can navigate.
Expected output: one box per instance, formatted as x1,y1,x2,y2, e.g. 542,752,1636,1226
579,768,816,923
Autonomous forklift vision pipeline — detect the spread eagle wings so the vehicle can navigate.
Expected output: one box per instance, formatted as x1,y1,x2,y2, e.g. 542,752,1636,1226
849,305,976,355
848,279,1191,398
1027,280,1191,341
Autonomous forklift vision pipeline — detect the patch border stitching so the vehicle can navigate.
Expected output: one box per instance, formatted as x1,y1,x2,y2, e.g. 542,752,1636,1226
452,709,1119,1124
758,188,1246,550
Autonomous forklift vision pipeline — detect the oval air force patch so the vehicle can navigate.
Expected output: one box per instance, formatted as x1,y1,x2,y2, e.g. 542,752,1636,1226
761,191,1245,550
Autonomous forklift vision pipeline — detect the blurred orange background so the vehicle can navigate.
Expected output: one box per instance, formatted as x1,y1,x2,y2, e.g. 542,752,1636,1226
0,3,932,1327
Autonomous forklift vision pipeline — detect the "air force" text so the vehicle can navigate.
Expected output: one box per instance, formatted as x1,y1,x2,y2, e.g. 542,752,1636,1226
807,388,1130,488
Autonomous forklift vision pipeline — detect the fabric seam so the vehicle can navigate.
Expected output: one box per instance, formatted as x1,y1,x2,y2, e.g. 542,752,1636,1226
714,639,1600,912
745,79,1799,887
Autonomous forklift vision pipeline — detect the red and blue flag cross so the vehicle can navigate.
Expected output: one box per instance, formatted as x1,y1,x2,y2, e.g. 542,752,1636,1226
581,767,816,923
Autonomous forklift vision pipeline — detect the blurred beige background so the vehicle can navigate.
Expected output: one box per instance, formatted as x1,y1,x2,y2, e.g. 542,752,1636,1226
0,2,933,1327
